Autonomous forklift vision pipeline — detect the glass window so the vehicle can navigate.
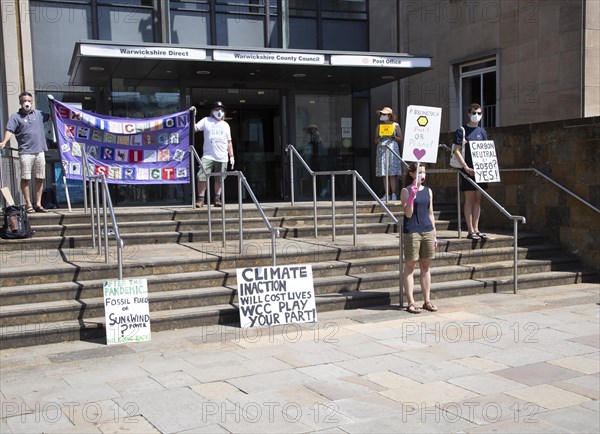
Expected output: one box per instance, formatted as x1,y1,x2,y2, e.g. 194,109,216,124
289,18,317,49
322,20,367,51
460,58,497,128
30,1,93,88
216,14,266,47
98,5,154,42
170,11,210,44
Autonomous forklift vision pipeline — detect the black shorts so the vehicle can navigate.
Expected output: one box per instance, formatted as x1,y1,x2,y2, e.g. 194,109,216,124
460,169,488,192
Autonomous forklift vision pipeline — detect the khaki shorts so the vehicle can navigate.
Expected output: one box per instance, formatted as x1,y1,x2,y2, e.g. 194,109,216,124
20,152,46,180
403,231,435,261
197,158,228,182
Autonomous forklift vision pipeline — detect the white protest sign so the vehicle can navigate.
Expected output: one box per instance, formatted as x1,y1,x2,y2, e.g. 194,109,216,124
236,264,317,328
470,140,501,183
402,105,442,163
104,279,151,345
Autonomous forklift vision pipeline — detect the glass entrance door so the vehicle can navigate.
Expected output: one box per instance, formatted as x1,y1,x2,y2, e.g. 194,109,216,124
190,88,282,203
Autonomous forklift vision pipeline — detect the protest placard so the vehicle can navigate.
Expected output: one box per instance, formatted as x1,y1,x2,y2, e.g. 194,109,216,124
470,140,501,183
104,279,151,345
402,105,442,164
236,264,317,328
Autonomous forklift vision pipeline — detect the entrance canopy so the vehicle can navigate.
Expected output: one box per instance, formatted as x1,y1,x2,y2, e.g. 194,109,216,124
68,41,431,91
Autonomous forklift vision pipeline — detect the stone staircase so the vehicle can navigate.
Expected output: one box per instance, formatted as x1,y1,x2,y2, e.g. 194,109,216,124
1,202,597,349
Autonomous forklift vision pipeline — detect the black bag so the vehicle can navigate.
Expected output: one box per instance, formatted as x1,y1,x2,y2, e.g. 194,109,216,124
1,205,35,239
41,187,58,209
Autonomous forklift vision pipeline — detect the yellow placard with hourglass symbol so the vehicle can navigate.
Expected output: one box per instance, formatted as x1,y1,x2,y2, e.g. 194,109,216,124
378,124,395,137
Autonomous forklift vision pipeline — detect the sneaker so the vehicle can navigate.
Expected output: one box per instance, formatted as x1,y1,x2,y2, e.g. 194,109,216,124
380,194,388,201
214,198,222,207
391,193,398,201
196,197,204,208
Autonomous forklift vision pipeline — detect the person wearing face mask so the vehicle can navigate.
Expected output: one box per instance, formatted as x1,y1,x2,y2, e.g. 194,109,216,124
0,92,50,213
452,103,488,240
190,101,235,207
400,162,438,314
374,107,403,201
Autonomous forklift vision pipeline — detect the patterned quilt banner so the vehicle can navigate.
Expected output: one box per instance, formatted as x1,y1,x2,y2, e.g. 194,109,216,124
52,99,191,184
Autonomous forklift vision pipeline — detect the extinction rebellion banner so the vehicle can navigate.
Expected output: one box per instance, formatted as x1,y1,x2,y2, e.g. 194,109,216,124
52,99,191,184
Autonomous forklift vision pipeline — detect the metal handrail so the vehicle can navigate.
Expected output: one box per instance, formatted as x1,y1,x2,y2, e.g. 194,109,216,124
80,147,124,279
380,142,411,202
456,171,525,294
189,146,280,265
286,144,404,308
503,168,600,214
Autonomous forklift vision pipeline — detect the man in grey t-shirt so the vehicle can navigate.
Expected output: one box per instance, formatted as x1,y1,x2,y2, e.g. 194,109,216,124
0,92,50,213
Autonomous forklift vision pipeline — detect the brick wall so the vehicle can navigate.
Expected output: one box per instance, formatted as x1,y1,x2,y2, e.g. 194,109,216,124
431,116,600,271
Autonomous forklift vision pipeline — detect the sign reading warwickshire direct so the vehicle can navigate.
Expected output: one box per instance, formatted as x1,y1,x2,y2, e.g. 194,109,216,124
236,264,317,328
52,99,191,184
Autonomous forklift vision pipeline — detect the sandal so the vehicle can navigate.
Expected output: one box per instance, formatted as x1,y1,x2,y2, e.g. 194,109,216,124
406,304,421,314
26,206,36,213
476,231,488,239
33,206,48,213
466,232,481,240
422,301,438,312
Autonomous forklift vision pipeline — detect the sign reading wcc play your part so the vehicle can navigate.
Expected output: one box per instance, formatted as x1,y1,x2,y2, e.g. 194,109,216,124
104,279,151,345
236,264,317,328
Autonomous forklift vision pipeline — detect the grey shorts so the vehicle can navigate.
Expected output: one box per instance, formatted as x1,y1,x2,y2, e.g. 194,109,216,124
197,158,228,182
19,152,46,180
403,231,435,261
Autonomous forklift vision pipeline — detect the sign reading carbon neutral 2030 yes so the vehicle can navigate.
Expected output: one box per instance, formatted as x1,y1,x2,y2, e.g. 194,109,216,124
103,279,151,345
236,264,317,328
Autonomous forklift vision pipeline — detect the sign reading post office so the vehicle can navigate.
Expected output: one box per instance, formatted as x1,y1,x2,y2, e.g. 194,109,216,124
236,264,317,328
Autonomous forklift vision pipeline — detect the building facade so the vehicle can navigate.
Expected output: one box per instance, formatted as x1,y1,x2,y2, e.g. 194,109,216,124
1,0,598,205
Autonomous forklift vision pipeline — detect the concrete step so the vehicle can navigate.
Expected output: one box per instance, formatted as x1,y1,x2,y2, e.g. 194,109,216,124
0,233,552,288
0,256,586,327
1,269,596,349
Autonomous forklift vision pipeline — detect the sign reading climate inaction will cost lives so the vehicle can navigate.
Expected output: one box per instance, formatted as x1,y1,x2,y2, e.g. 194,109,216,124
236,264,317,328
104,279,151,345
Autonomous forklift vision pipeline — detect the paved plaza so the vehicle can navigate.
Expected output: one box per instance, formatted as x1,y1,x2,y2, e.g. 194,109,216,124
1,282,598,433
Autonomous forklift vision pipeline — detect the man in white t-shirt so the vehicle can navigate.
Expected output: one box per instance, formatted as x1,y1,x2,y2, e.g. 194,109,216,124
190,101,235,207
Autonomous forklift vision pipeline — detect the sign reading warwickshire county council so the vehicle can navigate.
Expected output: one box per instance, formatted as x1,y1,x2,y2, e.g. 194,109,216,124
236,264,317,328
52,99,191,184
104,279,151,345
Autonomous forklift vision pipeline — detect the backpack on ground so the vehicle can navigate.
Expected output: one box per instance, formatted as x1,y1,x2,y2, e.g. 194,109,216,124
1,205,35,239
41,187,58,209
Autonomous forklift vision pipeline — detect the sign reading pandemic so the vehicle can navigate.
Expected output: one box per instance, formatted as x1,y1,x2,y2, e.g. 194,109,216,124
52,99,191,184
402,105,442,164
104,279,151,345
470,141,501,183
236,265,317,328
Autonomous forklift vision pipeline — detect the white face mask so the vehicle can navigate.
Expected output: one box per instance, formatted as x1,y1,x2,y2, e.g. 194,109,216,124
21,101,32,112
470,113,482,123
213,110,224,120
380,115,389,122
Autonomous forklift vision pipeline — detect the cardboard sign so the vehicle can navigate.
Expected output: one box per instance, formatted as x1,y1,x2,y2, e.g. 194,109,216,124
402,105,442,163
104,279,151,345
236,264,317,328
470,140,500,183
378,124,395,137
1,187,15,206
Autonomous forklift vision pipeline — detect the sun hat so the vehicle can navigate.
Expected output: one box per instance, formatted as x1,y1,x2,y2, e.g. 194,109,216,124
376,106,395,121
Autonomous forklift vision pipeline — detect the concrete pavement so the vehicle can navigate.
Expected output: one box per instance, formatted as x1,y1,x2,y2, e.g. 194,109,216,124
1,282,598,433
